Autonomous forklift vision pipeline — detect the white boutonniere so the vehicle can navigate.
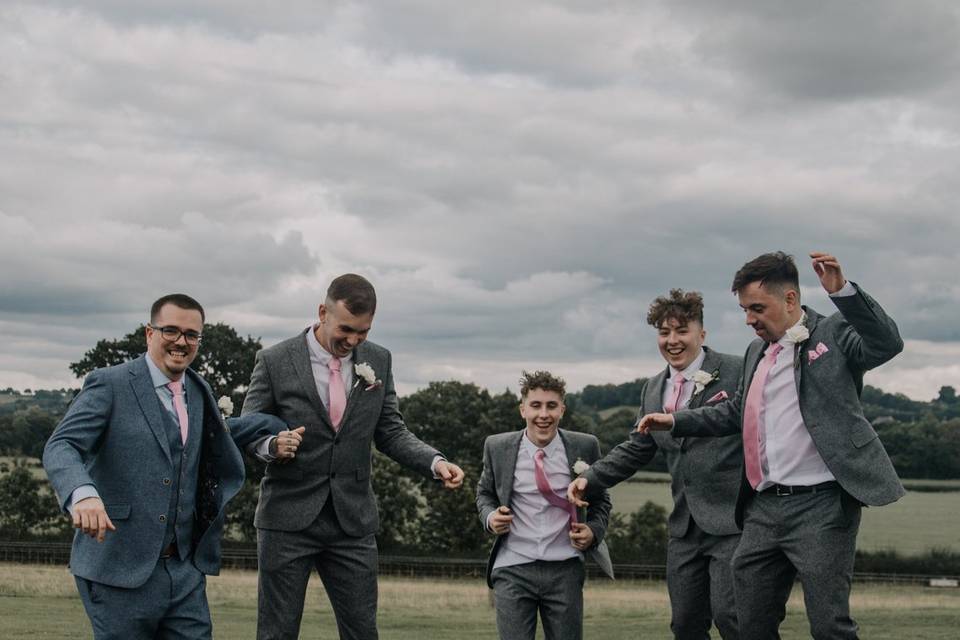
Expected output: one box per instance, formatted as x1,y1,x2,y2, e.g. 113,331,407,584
217,395,234,418
572,458,590,475
785,313,810,344
354,362,382,390
691,369,720,396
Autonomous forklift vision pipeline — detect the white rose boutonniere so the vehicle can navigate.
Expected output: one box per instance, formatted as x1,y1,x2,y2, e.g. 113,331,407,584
572,458,590,475
355,362,382,390
217,395,234,418
785,325,810,344
691,369,720,396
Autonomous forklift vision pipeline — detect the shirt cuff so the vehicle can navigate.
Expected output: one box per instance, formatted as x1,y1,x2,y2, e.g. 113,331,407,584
66,484,100,515
829,280,856,297
430,455,445,478
485,510,497,533
252,435,277,462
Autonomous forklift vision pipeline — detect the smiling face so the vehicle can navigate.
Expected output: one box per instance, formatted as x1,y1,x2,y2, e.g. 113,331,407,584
146,303,203,380
315,299,374,358
657,317,705,370
737,280,802,342
520,388,565,448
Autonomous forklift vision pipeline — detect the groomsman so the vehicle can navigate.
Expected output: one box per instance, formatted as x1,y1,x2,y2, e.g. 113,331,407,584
569,289,743,639
638,252,905,640
477,370,614,640
242,273,465,640
43,294,295,639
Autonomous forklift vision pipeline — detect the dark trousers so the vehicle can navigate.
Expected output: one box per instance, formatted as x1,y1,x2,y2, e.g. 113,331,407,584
491,557,585,640
257,499,379,640
75,555,210,640
732,487,861,640
667,520,740,639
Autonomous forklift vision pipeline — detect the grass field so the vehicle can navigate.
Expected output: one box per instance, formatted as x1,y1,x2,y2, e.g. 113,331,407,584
1,563,958,639
610,480,960,555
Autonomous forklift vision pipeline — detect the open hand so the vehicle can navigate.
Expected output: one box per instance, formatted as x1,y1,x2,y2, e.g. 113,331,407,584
810,251,846,294
73,497,116,543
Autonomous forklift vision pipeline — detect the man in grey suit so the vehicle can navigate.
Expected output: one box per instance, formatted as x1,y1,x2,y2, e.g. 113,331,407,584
477,370,614,640
43,293,297,639
568,289,743,639
639,252,905,640
242,273,465,640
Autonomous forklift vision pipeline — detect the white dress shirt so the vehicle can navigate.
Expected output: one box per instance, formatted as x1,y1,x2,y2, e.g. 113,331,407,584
661,349,707,411
492,433,580,571
755,281,856,489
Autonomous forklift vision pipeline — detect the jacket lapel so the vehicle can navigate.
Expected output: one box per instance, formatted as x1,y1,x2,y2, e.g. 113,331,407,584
128,356,174,465
289,329,333,430
793,307,822,396
687,347,720,411
338,343,369,429
498,431,524,507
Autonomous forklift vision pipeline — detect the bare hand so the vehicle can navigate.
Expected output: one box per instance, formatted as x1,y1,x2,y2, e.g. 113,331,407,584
569,522,595,551
489,505,513,535
810,251,846,294
567,477,589,508
436,460,465,489
73,497,116,543
636,413,674,434
270,426,306,463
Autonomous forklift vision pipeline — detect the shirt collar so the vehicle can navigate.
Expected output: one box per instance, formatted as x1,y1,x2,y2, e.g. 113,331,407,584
307,323,354,368
669,348,706,381
145,353,176,390
520,430,565,458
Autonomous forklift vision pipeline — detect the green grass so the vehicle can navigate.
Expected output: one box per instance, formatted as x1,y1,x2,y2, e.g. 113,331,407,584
1,564,958,639
610,479,960,555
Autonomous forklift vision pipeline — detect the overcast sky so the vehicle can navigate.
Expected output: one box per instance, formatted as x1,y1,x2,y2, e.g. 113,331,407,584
2,1,959,400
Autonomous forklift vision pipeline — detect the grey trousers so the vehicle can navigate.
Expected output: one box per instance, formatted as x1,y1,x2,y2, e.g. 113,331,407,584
491,558,585,640
257,500,379,640
667,521,740,639
732,486,861,640
75,555,210,640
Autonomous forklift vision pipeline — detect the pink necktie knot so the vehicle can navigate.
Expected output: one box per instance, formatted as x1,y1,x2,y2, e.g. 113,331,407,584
329,357,342,373
167,380,182,394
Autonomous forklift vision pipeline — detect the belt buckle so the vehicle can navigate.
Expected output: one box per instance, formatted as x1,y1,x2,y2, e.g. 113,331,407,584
775,485,794,496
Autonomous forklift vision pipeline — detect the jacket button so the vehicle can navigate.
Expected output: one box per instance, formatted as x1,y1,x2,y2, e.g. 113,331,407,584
162,478,171,486
159,515,167,523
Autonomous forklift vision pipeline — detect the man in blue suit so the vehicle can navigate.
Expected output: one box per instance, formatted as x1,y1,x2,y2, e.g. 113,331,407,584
43,293,298,640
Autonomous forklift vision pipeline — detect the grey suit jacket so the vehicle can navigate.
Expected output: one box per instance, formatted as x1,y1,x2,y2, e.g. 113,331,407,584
42,355,285,588
241,330,441,535
584,347,744,538
476,428,615,589
672,283,906,519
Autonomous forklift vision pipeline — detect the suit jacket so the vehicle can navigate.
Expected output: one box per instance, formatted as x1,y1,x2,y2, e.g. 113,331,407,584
241,330,441,535
584,347,744,538
476,428,615,589
42,355,284,589
672,283,906,522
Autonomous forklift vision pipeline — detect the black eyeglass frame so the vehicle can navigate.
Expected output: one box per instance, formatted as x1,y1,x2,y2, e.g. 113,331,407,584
148,324,203,345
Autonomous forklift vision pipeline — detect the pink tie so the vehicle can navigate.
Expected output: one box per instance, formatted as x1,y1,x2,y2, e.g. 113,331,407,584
743,343,784,489
534,449,578,525
664,373,686,413
166,380,189,445
327,357,346,431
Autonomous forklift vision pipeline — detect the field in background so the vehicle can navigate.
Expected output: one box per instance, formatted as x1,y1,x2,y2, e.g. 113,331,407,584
610,477,960,555
1,564,958,639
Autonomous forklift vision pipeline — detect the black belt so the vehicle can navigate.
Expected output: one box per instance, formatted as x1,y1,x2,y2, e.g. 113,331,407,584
160,541,178,559
759,481,839,496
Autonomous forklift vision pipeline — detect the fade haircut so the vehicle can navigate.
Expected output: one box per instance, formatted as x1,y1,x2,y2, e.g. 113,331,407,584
326,273,377,315
647,289,704,328
151,293,205,323
519,370,566,400
731,251,800,297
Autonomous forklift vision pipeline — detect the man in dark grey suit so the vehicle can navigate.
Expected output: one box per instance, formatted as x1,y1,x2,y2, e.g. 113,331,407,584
242,273,465,640
43,294,294,640
569,289,743,639
477,370,613,640
639,252,905,640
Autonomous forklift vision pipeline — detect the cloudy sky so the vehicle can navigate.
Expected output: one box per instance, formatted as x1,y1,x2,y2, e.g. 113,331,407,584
2,1,959,400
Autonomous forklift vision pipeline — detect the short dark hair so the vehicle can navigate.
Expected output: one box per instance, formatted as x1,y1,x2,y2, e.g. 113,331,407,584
731,251,799,295
647,289,704,328
519,370,566,399
326,274,377,315
151,293,205,323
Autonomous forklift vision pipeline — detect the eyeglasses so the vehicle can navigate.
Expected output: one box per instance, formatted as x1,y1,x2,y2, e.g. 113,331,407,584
148,324,203,345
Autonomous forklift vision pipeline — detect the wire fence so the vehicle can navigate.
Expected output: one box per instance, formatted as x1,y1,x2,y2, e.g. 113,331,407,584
1,541,957,587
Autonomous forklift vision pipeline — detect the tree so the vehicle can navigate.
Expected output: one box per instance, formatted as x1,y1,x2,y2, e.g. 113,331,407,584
605,500,669,564
0,459,69,539
69,323,261,399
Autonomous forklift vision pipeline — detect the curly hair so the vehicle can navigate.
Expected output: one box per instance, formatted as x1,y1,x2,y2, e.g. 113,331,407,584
519,370,566,399
646,288,704,328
